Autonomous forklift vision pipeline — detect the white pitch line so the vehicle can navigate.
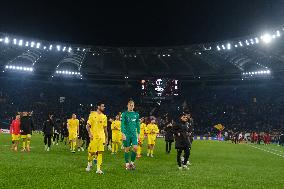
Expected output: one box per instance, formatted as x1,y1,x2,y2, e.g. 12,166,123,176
262,147,284,154
248,144,284,158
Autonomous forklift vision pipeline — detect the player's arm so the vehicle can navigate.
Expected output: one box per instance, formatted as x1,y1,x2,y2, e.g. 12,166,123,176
111,122,115,130
121,113,126,140
104,115,108,144
173,124,181,137
86,116,93,139
86,123,92,140
77,121,80,136
155,125,159,134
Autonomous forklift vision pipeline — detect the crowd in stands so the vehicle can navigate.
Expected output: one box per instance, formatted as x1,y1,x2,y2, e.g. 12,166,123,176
0,78,284,142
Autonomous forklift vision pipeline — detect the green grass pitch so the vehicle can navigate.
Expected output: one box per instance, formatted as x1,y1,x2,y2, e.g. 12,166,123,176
0,133,283,189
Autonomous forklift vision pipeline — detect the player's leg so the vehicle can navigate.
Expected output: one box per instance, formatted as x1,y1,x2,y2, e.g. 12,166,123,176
95,138,105,174
73,136,77,151
124,137,131,170
129,135,138,169
147,137,151,156
80,138,85,151
14,138,19,151
166,141,169,153
11,134,15,150
111,142,116,154
150,144,155,157
21,135,27,152
182,148,190,170
96,151,103,174
86,139,95,172
26,134,31,152
137,142,142,158
48,134,52,151
187,146,192,166
130,144,138,169
111,134,116,154
44,134,48,150
72,138,76,152
177,149,183,169
86,151,96,171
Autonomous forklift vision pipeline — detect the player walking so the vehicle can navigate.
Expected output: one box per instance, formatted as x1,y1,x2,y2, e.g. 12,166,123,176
121,100,140,170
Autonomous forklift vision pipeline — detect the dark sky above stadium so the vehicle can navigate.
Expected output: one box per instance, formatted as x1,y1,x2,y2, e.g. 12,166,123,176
1,0,284,47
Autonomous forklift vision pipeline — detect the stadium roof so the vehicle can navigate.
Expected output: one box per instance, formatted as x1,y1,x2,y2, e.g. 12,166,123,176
1,27,284,81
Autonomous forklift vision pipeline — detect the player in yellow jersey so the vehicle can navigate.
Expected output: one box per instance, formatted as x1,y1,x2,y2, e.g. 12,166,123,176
67,114,79,153
111,115,121,154
86,102,108,174
137,117,147,158
146,118,159,158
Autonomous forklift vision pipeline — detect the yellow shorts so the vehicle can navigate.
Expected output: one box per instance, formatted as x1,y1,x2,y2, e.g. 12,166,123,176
148,135,156,145
12,134,20,141
69,133,77,141
88,138,105,153
112,132,121,143
21,134,31,139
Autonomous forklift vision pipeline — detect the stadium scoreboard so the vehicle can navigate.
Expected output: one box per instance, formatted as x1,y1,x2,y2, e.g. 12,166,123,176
141,78,179,100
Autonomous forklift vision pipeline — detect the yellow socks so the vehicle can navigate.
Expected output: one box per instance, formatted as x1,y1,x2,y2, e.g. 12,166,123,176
115,143,118,153
97,153,102,171
137,146,141,155
88,153,95,163
71,141,76,151
112,143,119,153
22,141,26,149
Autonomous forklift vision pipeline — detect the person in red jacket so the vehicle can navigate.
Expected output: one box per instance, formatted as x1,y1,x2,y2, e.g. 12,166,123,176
264,133,271,145
10,115,21,151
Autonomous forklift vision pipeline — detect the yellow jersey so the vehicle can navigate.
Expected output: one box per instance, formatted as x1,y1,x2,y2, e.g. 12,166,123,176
139,123,147,138
111,120,121,133
146,123,159,135
67,119,79,134
87,111,107,140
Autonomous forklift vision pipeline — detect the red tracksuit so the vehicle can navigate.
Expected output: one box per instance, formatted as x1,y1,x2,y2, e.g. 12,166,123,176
10,119,21,135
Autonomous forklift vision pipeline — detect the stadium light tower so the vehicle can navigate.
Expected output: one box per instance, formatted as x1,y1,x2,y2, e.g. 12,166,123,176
4,37,9,44
261,34,272,44
19,40,23,46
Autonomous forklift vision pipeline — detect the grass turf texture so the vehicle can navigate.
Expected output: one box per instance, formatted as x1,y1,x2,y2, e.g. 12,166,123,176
0,133,283,189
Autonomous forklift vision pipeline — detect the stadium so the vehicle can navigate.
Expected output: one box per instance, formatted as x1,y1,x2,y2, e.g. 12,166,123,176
0,1,284,189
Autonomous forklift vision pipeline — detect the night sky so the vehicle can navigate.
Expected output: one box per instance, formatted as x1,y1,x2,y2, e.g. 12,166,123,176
0,0,284,46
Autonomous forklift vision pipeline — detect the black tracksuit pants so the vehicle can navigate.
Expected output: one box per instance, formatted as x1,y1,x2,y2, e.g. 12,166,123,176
166,141,173,153
44,134,52,147
177,147,190,167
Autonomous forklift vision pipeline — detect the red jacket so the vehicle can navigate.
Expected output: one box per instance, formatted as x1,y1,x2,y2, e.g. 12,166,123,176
10,119,21,135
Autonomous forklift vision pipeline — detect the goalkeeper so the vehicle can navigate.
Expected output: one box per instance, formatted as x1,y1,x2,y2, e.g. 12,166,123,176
121,100,140,170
